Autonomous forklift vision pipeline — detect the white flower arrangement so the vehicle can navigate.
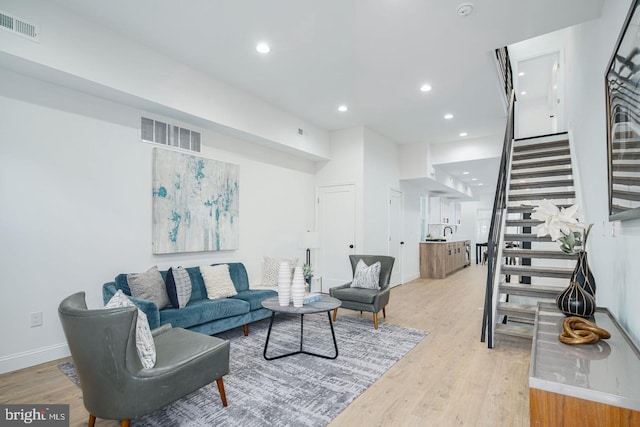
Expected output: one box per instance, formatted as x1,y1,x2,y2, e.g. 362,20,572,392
531,199,593,254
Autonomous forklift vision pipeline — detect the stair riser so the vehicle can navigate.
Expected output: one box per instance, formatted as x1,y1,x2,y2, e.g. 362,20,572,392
512,149,570,162
511,158,571,170
508,192,575,201
502,250,578,260
499,288,561,299
502,270,572,279
511,169,573,180
510,180,574,190
513,139,569,153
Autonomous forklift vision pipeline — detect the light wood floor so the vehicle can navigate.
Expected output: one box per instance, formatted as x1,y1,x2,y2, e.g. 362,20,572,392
0,264,531,426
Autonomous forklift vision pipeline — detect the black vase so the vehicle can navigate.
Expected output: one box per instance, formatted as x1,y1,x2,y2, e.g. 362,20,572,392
571,251,596,297
556,280,596,318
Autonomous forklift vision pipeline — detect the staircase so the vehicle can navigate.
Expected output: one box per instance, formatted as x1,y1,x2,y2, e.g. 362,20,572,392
492,132,578,342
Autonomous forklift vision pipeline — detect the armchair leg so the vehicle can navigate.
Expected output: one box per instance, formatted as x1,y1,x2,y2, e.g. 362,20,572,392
243,324,249,336
332,308,338,322
121,420,130,427
383,307,386,318
216,377,228,407
373,312,379,330
88,414,96,427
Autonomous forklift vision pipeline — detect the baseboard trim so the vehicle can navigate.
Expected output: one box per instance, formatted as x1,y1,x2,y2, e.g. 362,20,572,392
0,343,70,375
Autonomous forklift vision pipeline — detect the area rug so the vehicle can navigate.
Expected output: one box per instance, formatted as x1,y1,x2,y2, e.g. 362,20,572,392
59,315,428,426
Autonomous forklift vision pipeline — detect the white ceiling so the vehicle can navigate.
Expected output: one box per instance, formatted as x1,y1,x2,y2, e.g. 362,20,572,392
49,0,603,194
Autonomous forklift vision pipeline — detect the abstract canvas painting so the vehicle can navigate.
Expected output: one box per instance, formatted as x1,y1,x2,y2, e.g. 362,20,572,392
152,148,239,254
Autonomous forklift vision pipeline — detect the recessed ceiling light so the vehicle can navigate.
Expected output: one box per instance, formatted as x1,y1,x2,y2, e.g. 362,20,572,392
471,178,478,181
520,91,527,95
420,84,432,92
256,42,271,54
338,105,348,112
478,183,484,186
463,171,470,175
459,132,468,137
444,113,454,120
519,72,525,77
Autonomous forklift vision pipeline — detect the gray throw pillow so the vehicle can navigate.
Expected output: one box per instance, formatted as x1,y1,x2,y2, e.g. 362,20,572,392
127,266,171,309
350,260,381,289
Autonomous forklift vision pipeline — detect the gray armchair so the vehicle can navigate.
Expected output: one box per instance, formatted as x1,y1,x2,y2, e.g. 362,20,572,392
58,292,230,427
329,255,395,329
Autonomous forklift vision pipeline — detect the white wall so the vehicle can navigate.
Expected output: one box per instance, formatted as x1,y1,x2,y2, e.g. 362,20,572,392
430,136,503,164
564,0,640,346
0,69,317,373
0,0,331,160
362,128,401,254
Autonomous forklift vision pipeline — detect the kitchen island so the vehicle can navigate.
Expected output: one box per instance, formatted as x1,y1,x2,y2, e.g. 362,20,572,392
420,240,470,279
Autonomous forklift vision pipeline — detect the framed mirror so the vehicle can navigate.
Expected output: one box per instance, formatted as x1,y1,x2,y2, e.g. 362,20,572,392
606,0,640,221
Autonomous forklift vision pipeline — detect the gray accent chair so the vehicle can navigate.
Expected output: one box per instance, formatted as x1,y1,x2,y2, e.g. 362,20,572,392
58,292,230,427
329,255,395,329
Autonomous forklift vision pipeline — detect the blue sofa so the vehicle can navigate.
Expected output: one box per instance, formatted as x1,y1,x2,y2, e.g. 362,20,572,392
102,263,277,336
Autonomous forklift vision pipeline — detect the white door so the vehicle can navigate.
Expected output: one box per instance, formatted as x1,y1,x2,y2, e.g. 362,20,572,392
317,184,356,292
388,189,403,287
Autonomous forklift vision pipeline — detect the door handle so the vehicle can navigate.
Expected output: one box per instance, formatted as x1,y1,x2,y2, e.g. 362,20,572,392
349,244,354,249
400,241,405,245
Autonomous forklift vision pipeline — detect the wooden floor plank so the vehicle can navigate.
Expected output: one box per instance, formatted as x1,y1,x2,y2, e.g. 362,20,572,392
0,264,531,426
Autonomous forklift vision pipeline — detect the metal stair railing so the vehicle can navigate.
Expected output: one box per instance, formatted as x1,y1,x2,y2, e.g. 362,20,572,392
481,88,515,349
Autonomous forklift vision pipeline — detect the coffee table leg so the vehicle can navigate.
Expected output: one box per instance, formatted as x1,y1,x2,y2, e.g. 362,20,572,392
263,312,277,360
263,311,338,360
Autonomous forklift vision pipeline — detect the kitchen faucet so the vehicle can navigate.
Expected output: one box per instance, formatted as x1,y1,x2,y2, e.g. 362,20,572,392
444,226,453,236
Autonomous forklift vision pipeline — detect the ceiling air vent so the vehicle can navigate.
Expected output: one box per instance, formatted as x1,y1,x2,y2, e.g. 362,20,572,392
141,117,201,153
0,11,40,41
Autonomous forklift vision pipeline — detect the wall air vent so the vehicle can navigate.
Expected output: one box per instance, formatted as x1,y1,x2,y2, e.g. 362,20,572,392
0,11,40,41
141,117,201,153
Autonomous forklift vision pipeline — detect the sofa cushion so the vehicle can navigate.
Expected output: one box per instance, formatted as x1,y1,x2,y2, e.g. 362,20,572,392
159,298,250,329
105,290,156,369
201,264,238,299
232,289,278,311
165,266,192,308
127,266,171,309
331,286,379,304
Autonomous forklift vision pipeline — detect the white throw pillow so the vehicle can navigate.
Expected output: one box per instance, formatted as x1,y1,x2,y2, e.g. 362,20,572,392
201,264,238,299
262,256,298,287
350,259,382,290
105,290,156,369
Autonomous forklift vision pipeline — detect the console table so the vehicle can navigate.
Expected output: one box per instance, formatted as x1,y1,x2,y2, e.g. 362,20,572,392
529,303,640,426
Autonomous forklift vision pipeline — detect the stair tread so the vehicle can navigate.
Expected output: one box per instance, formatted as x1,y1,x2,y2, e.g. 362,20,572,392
502,249,578,260
505,219,544,226
500,282,565,294
497,301,537,313
512,148,570,161
501,265,573,278
495,323,534,339
513,139,569,153
504,233,553,242
510,179,574,190
511,158,571,170
511,168,573,180
506,204,572,213
509,191,575,201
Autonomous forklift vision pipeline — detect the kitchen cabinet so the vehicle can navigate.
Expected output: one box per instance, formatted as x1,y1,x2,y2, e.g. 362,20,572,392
428,196,451,224
419,240,469,279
